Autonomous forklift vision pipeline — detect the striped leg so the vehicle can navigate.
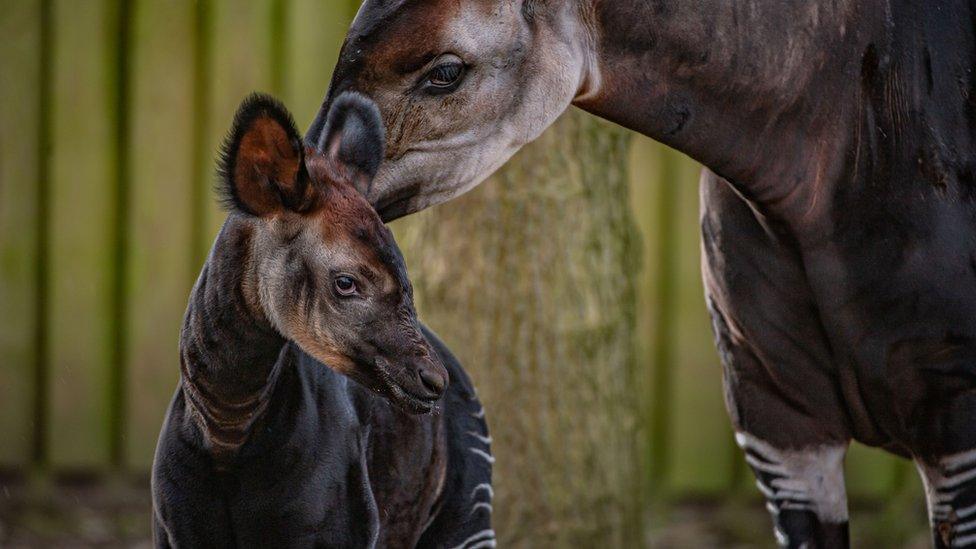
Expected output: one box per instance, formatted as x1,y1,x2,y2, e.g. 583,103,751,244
917,450,976,548
737,433,850,548
701,169,854,548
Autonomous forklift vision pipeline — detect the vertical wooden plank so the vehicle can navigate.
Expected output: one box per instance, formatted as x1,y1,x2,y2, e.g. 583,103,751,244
123,0,195,470
0,0,41,468
199,0,275,251
107,0,133,470
628,135,662,495
284,0,354,124
645,143,679,491
269,0,287,96
47,0,116,468
666,154,732,495
189,0,211,271
630,139,732,495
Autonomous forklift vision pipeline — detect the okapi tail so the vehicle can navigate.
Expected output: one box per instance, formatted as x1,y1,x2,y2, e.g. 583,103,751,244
417,325,495,549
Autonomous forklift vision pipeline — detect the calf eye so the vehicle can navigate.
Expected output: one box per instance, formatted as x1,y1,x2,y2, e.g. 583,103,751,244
334,275,358,296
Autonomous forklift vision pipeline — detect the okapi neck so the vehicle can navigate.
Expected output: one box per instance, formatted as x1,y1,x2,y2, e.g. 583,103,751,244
179,219,287,466
574,0,876,220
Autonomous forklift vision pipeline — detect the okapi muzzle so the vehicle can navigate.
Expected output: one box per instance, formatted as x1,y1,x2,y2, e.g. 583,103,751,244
219,92,448,413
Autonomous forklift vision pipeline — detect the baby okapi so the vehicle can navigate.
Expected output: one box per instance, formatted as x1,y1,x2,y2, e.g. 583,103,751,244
151,93,494,548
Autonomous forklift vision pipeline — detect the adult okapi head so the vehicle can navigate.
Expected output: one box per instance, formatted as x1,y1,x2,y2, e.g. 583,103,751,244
306,0,596,220
219,92,448,413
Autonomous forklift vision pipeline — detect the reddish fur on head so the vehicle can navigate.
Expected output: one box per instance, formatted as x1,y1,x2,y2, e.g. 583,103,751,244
217,92,448,413
233,119,305,215
219,92,386,219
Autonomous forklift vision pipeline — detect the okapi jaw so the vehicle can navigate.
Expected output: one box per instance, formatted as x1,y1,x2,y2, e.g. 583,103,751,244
179,93,448,461
306,0,598,220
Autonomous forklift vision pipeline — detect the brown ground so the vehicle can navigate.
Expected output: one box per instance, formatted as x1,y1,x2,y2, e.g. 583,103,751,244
0,474,932,548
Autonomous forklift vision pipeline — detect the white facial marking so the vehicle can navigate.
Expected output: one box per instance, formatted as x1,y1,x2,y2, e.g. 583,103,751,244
735,432,849,524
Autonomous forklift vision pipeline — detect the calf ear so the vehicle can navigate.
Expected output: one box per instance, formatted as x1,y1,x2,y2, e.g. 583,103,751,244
218,93,316,216
316,92,385,196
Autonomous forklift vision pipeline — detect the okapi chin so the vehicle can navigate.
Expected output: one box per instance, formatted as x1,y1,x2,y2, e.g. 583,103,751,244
151,93,494,548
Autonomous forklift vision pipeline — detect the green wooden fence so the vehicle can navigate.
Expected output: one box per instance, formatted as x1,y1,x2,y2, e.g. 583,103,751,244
0,0,914,504
0,0,358,471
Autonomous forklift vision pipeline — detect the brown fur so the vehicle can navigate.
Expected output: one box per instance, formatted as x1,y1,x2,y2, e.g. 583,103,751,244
234,117,307,215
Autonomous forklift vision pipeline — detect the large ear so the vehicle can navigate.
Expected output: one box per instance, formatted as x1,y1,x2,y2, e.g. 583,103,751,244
218,93,316,216
316,92,385,196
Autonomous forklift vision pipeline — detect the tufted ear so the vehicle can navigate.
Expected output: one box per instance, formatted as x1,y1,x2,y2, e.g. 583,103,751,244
316,92,385,196
218,93,317,216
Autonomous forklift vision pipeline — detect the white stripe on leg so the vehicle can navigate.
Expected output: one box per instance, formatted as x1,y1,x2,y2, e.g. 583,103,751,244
735,432,849,524
917,449,976,545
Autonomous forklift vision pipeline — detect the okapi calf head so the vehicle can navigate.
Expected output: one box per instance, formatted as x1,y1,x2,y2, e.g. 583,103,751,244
219,92,447,413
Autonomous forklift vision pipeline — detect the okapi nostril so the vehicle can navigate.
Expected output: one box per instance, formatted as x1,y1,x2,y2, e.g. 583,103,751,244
418,368,446,395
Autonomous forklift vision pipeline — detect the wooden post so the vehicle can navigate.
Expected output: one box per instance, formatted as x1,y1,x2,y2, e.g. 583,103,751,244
393,111,643,546
0,0,45,469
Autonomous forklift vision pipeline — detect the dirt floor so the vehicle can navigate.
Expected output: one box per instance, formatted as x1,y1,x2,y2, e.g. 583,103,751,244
0,475,151,548
0,474,933,548
643,497,931,548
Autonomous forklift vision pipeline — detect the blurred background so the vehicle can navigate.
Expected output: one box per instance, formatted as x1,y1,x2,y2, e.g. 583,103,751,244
0,0,930,547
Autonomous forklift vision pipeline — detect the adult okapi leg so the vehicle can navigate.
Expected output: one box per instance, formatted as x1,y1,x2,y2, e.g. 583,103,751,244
917,450,976,548
732,431,849,548
908,384,976,547
701,170,852,548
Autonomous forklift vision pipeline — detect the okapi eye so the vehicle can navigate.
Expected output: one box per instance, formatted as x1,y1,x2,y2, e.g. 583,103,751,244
423,58,465,94
334,275,358,296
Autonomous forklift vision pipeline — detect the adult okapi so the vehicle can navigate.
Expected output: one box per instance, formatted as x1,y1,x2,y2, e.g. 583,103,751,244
303,1,976,547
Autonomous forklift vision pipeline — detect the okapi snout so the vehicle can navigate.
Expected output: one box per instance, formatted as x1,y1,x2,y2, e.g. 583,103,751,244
418,362,447,395
375,349,448,413
216,92,447,414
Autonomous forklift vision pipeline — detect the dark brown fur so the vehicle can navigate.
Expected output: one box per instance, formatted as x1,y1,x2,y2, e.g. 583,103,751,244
307,2,976,546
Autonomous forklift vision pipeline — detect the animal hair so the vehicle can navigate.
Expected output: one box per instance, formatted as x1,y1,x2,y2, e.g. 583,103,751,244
521,0,544,22
216,92,305,215
318,91,386,181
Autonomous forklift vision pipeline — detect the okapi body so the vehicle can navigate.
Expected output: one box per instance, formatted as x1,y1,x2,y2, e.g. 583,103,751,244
303,1,976,547
151,94,494,548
